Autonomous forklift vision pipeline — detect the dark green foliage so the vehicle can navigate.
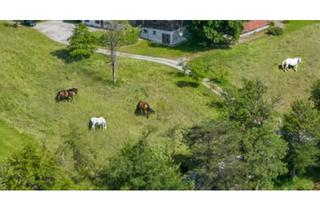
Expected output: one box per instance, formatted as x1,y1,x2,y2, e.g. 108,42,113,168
186,20,243,47
0,143,73,190
68,23,97,59
224,79,271,130
242,125,288,189
281,100,320,177
97,137,193,190
267,26,283,36
56,130,99,189
310,80,320,110
182,120,246,190
183,119,287,190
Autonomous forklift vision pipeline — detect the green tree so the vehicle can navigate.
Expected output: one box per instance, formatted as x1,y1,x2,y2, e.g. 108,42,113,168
56,130,99,189
310,79,320,110
0,143,73,190
97,137,192,190
186,20,243,47
183,120,287,190
68,23,97,59
224,79,272,130
183,120,246,190
242,124,288,189
281,100,320,177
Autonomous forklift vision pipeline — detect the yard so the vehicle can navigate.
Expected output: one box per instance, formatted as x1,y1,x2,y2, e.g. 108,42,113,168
0,21,217,161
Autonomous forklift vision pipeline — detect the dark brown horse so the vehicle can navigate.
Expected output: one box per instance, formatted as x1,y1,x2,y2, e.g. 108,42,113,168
135,100,154,118
56,88,78,102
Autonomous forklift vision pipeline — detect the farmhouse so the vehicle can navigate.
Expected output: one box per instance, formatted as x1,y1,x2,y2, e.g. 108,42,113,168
130,20,187,46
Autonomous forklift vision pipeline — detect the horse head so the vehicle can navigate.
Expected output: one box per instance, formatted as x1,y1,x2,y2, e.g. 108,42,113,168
298,57,302,63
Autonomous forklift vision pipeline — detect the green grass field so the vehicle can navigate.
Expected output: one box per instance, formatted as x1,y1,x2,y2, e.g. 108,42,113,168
188,22,320,112
0,22,217,160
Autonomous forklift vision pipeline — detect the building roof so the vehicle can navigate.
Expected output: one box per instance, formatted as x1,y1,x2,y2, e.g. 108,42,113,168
131,20,186,31
242,20,269,33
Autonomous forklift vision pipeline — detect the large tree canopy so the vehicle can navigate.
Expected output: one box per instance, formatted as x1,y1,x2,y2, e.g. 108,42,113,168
186,20,243,46
281,100,320,177
97,138,192,190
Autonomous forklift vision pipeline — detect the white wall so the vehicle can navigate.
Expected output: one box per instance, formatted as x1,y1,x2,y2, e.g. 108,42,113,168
140,27,186,46
82,20,102,28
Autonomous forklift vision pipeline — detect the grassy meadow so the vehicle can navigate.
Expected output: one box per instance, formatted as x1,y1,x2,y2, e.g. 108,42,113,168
0,22,217,160
188,21,320,112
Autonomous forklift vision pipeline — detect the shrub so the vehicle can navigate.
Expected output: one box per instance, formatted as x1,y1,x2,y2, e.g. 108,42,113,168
210,69,229,85
267,26,283,36
68,23,98,59
280,177,315,190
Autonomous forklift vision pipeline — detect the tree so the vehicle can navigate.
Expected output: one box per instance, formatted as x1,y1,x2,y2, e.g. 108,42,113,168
224,79,272,130
186,20,243,47
182,120,287,190
102,21,139,85
242,124,288,189
281,100,320,177
0,143,73,190
97,137,192,190
68,23,97,59
310,79,320,110
182,120,246,190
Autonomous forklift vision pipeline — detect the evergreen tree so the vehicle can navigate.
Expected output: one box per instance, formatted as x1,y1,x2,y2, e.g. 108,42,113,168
281,100,320,177
97,137,192,190
310,79,320,110
68,23,97,59
0,143,73,190
224,79,271,130
183,120,246,190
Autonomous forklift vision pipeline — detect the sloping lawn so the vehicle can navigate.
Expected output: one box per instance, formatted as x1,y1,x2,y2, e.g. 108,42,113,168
0,22,216,159
188,23,320,112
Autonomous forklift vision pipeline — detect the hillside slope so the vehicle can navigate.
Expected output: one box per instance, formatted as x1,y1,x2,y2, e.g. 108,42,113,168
0,22,216,159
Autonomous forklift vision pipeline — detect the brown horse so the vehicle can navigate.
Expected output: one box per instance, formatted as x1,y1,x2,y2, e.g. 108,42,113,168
56,88,78,102
135,100,154,118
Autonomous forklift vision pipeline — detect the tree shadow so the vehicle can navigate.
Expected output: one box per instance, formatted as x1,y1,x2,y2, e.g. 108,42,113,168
176,81,199,88
50,49,78,64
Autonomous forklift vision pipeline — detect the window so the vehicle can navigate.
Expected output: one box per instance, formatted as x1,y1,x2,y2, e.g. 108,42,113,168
153,30,156,35
85,20,89,23
95,20,100,24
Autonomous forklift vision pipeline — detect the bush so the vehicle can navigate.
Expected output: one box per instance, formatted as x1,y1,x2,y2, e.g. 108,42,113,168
68,23,98,59
210,69,229,85
267,26,283,36
280,177,315,190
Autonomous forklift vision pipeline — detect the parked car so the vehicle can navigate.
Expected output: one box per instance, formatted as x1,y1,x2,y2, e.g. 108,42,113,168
21,20,36,27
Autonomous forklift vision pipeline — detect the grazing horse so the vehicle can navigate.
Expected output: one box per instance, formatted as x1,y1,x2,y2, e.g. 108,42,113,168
135,100,154,118
282,57,302,72
88,117,107,131
55,88,78,102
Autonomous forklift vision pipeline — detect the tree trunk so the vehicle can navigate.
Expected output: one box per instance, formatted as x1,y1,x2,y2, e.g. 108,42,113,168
110,46,116,85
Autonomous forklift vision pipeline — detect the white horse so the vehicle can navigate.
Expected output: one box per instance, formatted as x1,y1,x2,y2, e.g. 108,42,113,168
282,57,302,72
88,117,107,131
